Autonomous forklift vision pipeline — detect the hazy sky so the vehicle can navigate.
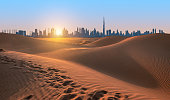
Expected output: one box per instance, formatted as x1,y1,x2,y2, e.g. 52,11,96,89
0,0,170,33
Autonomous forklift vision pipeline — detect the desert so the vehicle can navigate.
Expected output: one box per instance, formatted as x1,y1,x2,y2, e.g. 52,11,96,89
0,33,170,100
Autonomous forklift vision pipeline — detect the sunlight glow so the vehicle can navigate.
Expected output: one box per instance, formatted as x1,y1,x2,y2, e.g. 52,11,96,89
56,29,62,36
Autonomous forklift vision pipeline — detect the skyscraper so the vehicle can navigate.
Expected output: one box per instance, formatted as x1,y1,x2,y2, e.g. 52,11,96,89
155,29,156,33
62,28,69,37
152,29,155,34
103,17,105,37
43,29,46,37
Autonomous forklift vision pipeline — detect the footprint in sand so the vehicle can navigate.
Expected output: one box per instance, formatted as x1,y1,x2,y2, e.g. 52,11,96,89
62,80,73,86
59,93,77,100
23,95,34,100
64,88,74,93
49,82,55,86
81,87,88,91
60,75,71,79
70,83,81,88
88,90,108,100
54,84,63,88
48,68,60,72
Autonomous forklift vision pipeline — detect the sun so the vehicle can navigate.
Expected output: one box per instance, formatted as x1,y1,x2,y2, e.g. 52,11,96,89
56,29,62,36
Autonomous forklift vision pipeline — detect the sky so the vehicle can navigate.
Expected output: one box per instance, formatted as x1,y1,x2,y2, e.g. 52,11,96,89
0,0,170,33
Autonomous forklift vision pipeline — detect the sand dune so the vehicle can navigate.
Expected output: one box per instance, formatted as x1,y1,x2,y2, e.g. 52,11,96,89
0,33,96,54
66,34,170,97
0,33,170,99
37,37,99,45
0,55,33,100
39,34,170,99
38,36,128,59
86,36,128,47
0,51,134,100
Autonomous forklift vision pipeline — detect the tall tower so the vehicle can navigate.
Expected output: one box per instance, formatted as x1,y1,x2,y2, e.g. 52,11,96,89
103,17,105,37
155,29,156,33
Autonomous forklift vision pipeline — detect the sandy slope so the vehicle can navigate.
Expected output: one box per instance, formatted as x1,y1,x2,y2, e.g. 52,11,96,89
67,34,170,93
37,37,99,45
0,33,170,99
37,36,128,60
85,36,128,47
0,56,33,100
0,33,94,54
38,34,170,99
0,51,142,100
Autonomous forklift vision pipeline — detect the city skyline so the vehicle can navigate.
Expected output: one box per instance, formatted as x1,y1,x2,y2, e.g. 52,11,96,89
0,0,170,33
1,18,165,37
2,17,164,38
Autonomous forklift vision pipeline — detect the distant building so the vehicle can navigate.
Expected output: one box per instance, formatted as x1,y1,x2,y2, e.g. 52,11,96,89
152,29,155,34
43,29,47,37
31,29,38,37
103,17,105,37
106,29,111,36
32,32,36,37
144,31,150,35
93,28,97,37
125,30,130,37
33,29,38,37
85,29,89,37
16,30,26,36
51,28,56,37
35,29,38,34
62,28,69,37
39,30,43,37
116,29,119,36
136,30,141,36
155,29,156,33
112,31,115,36
159,30,164,34
120,31,123,36
80,28,85,37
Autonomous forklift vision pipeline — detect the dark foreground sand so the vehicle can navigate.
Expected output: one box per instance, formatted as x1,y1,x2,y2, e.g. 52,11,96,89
0,52,131,100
